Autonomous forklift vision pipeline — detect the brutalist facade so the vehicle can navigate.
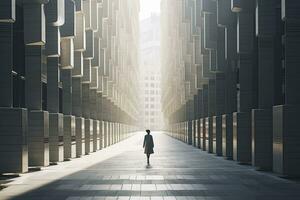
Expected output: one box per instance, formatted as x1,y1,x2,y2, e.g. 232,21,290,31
161,0,300,177
0,0,140,173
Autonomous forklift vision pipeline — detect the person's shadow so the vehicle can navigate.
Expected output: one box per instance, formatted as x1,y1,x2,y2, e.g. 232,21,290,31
145,164,152,169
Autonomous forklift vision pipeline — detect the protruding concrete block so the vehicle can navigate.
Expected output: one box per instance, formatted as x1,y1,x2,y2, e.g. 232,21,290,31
73,51,83,77
205,117,213,153
200,118,206,151
231,0,242,13
90,67,99,89
100,120,104,149
273,105,300,177
252,109,272,171
60,38,74,69
46,25,60,57
103,121,108,148
74,0,82,12
85,119,93,154
0,0,16,22
83,29,94,59
0,108,28,173
213,115,222,156
75,117,85,157
93,120,99,152
187,120,193,145
74,12,86,51
92,37,100,67
63,115,76,159
60,0,75,38
222,114,233,159
90,0,98,31
45,0,65,26
28,110,49,167
49,113,64,163
233,112,251,164
24,4,46,45
83,0,91,30
82,59,91,83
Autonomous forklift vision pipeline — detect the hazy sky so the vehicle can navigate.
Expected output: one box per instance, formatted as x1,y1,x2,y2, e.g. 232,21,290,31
139,0,161,20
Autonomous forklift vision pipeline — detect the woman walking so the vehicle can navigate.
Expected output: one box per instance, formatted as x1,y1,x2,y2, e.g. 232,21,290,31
143,130,154,165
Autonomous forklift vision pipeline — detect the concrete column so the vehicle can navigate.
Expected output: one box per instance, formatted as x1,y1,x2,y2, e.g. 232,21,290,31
218,0,237,160
273,1,300,177
61,69,76,159
0,15,28,173
25,45,49,167
85,119,93,154
251,0,281,171
232,0,256,164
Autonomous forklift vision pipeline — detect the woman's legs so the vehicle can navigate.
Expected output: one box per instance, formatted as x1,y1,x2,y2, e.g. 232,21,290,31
147,154,150,165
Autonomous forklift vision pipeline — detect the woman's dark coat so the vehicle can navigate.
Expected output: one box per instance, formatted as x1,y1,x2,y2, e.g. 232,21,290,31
143,134,154,154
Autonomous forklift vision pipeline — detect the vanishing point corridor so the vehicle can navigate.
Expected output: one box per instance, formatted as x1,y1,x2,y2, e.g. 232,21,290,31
1,132,300,200
2,0,300,199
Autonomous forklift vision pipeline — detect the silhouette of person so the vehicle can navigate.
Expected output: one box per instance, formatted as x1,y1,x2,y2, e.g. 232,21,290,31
143,129,154,165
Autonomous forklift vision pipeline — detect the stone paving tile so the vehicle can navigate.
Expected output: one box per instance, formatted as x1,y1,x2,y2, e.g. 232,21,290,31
1,132,300,200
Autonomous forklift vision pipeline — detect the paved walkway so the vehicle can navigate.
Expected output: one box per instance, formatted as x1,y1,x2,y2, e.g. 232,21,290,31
1,132,300,200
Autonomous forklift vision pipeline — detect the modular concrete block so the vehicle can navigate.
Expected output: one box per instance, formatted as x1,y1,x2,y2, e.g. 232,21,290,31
74,12,86,51
75,117,85,157
0,0,15,22
200,118,206,151
222,114,233,159
60,38,74,69
28,110,49,167
0,108,28,173
24,4,46,45
205,117,213,153
251,109,272,171
233,112,251,164
64,115,76,159
49,113,64,163
273,105,300,177
85,119,93,154
213,115,222,156
93,120,100,152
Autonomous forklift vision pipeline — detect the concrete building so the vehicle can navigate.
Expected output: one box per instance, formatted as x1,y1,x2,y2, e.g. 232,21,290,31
161,0,300,177
139,14,164,130
0,0,140,173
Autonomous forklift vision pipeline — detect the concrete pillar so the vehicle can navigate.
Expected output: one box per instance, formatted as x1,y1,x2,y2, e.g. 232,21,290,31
252,0,281,171
0,15,28,173
218,0,237,160
61,69,76,159
25,46,49,167
272,1,300,177
232,0,256,164
85,119,93,154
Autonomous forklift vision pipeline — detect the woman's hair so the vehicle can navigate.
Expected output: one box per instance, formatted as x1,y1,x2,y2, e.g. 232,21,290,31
146,129,150,134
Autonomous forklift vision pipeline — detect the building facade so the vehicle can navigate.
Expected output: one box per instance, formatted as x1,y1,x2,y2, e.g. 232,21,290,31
139,14,164,130
0,0,140,173
161,0,300,177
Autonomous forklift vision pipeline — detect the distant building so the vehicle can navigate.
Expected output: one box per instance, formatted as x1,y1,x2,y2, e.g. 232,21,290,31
139,13,164,130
